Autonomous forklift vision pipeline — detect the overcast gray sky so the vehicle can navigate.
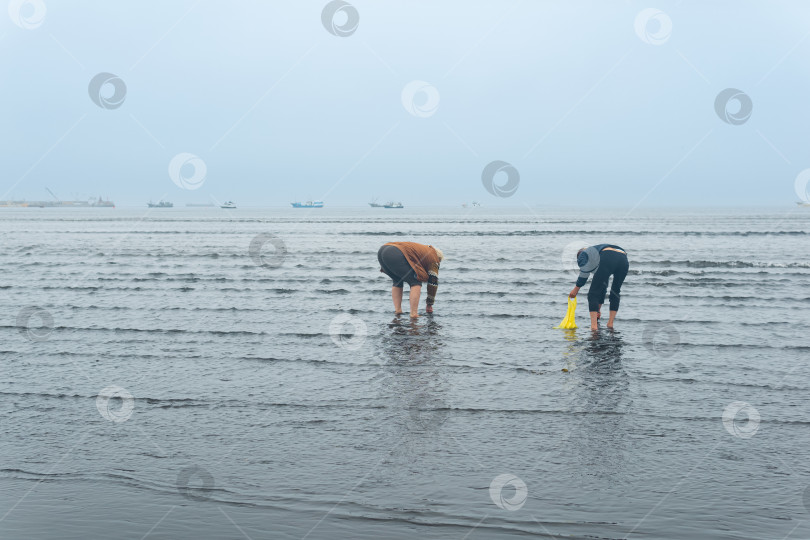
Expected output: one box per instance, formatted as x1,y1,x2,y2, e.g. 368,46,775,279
2,1,809,206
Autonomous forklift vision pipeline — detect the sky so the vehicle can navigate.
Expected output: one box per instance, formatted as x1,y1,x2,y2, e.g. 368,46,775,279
1,0,810,207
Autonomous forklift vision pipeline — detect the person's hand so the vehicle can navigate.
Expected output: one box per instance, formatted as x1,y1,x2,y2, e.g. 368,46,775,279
426,305,433,314
569,287,579,298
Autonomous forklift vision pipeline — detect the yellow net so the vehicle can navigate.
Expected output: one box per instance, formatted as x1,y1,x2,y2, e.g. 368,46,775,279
554,297,578,329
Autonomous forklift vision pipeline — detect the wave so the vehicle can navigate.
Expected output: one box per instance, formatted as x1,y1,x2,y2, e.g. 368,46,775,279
339,230,810,237
647,260,810,269
0,325,270,337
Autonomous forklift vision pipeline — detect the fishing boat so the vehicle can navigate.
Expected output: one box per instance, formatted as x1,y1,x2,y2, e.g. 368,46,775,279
220,201,236,209
383,201,404,209
291,201,324,208
147,201,173,208
796,201,810,207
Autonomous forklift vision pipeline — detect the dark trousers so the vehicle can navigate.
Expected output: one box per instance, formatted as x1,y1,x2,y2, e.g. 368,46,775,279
378,245,419,288
587,250,629,312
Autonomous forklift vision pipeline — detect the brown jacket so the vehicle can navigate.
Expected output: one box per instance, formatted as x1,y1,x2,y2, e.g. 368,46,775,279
383,242,441,305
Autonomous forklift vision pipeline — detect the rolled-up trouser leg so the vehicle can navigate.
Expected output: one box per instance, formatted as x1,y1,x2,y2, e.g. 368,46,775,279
587,269,610,312
608,254,629,312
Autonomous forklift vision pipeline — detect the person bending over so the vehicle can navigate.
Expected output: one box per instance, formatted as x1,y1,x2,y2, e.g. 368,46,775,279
377,242,443,318
569,244,629,331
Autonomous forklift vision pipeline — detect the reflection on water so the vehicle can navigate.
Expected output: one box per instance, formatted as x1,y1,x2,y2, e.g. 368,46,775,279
364,315,452,487
560,330,630,481
578,330,629,414
374,316,449,446
561,328,579,371
561,329,626,371
583,329,626,366
392,313,443,335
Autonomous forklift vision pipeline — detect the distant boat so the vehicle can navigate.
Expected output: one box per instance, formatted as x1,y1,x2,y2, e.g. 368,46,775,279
797,201,810,207
220,201,237,209
383,201,404,209
291,201,324,208
369,197,383,208
147,201,173,208
91,197,115,208
0,196,114,208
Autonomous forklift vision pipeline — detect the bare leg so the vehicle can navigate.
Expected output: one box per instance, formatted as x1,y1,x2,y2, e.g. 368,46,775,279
590,311,599,331
607,310,617,329
409,285,421,318
596,304,602,320
392,286,403,314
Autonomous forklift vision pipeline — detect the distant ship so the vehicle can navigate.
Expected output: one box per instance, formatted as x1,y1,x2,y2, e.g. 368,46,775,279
220,201,237,209
90,197,115,207
368,198,383,208
147,201,173,208
291,201,324,208
0,196,114,208
797,201,810,207
383,201,404,209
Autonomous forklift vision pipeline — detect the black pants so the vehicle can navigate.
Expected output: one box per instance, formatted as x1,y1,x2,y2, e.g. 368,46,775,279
588,250,629,312
378,245,420,288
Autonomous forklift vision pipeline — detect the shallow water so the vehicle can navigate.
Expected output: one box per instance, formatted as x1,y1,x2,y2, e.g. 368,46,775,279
1,206,808,539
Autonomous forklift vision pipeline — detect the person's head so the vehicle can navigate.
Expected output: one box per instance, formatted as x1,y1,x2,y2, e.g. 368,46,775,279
432,246,445,263
576,247,600,272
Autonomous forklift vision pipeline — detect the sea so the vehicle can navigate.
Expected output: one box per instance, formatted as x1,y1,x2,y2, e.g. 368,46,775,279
1,206,808,540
